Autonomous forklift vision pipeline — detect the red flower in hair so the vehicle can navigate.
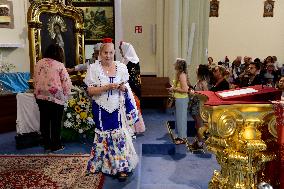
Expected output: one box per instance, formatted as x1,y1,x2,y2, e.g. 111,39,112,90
103,38,113,43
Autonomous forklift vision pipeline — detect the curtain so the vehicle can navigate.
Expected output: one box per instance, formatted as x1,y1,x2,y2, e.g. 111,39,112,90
114,0,123,60
188,0,209,84
156,0,209,84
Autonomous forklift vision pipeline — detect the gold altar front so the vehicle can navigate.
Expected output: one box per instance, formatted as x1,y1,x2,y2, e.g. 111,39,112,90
200,103,278,189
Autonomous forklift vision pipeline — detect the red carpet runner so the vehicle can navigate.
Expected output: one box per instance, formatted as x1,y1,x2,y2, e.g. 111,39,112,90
0,154,104,189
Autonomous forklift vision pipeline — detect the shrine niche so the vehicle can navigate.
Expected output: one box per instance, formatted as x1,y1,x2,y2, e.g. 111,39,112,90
0,0,14,28
27,0,84,79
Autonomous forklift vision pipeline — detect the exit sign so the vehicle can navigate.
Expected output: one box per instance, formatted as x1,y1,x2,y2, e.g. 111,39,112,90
135,25,142,33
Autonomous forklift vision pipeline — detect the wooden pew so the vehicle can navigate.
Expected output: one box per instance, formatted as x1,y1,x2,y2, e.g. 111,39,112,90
141,76,171,110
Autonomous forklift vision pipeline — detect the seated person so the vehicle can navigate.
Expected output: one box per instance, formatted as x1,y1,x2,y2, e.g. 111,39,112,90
211,65,230,92
277,76,284,100
260,63,280,87
240,62,262,87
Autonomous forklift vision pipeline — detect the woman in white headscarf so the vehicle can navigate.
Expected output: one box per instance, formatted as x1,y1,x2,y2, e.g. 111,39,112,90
119,41,145,134
119,41,141,99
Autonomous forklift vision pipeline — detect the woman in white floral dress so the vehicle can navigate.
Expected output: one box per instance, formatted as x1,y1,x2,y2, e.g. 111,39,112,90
84,40,139,181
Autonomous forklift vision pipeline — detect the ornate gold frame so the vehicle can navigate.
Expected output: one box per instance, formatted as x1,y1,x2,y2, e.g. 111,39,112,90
27,0,85,78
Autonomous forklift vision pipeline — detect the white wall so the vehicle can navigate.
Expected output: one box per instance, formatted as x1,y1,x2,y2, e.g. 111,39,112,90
2,1,284,74
121,0,156,75
0,0,29,72
208,0,284,64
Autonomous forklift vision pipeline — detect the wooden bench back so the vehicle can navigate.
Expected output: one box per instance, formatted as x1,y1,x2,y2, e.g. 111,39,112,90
141,77,171,98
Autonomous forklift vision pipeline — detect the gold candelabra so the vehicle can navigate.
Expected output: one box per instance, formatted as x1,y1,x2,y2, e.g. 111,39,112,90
200,102,278,189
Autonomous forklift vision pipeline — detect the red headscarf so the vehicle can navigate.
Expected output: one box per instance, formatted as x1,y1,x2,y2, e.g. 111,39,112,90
102,38,113,43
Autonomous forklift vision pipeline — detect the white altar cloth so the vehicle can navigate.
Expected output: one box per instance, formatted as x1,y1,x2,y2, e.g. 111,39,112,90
16,93,40,134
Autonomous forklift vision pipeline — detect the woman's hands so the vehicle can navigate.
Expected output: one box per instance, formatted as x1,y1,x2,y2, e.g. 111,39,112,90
107,83,127,92
167,87,175,93
107,83,119,90
88,82,127,96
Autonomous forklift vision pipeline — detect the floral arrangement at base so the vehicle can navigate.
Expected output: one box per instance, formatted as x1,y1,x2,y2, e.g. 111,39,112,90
63,85,95,140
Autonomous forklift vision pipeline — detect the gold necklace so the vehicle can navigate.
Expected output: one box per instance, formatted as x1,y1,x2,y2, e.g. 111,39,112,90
105,65,111,74
101,62,113,74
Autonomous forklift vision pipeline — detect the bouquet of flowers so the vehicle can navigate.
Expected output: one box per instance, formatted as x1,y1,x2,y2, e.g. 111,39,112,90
63,85,95,134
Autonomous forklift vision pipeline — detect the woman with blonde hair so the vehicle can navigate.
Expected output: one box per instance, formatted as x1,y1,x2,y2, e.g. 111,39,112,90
84,39,139,181
168,58,189,144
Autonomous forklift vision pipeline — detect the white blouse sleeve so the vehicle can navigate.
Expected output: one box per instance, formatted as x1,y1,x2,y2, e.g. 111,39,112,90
84,64,98,87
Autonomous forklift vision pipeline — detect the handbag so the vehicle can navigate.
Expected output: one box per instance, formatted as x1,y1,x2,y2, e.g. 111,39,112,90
166,96,175,108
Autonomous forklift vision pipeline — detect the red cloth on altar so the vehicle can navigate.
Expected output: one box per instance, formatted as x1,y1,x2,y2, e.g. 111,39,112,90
196,85,281,106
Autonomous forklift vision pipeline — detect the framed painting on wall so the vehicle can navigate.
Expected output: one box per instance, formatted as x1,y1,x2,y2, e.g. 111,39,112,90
79,6,114,43
72,0,114,44
209,0,219,17
263,0,274,17
39,14,77,68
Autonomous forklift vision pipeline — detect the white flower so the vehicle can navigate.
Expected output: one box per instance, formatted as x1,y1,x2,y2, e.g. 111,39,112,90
66,113,71,118
64,121,72,128
76,114,80,119
87,117,94,124
78,129,83,133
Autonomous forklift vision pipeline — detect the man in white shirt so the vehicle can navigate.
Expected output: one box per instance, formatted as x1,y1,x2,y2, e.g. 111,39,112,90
66,42,102,73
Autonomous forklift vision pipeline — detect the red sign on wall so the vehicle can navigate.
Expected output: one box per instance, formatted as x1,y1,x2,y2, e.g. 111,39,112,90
135,26,142,33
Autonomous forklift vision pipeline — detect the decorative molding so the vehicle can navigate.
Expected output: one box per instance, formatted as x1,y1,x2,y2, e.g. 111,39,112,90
0,43,24,48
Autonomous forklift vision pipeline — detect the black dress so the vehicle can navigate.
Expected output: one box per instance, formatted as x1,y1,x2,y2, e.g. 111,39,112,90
211,79,230,92
127,61,141,99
